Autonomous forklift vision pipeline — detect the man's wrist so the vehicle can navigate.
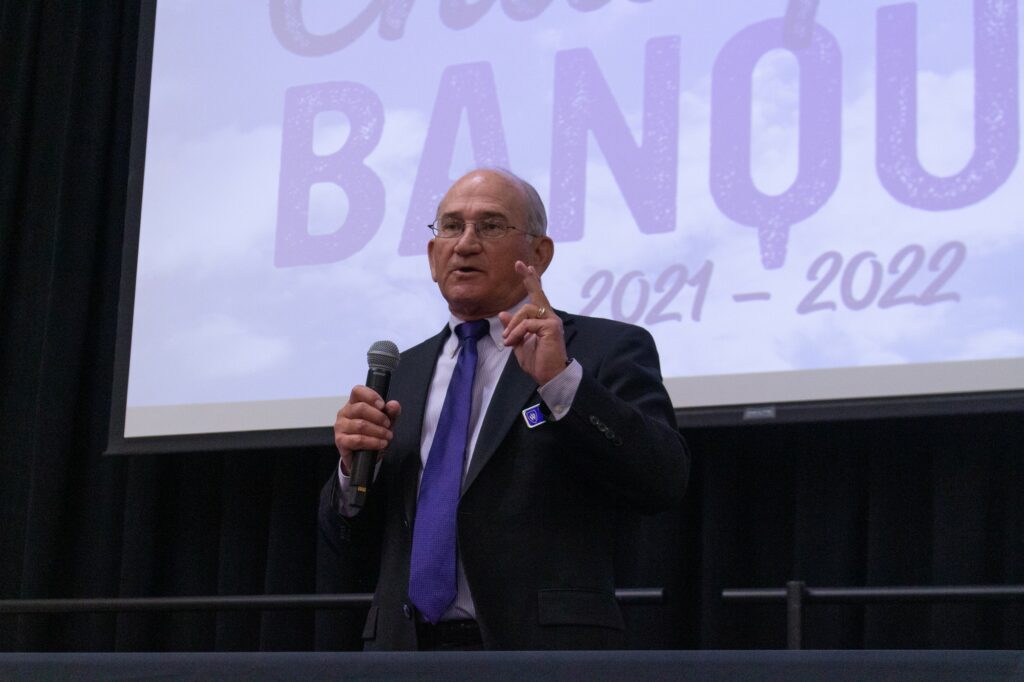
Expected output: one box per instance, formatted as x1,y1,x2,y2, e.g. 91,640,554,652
538,358,582,421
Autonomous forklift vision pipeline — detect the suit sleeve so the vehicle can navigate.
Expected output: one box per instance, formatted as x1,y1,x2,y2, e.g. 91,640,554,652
318,464,386,591
556,321,689,513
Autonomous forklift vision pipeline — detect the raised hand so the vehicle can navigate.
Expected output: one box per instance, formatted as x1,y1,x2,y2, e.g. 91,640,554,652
498,260,568,386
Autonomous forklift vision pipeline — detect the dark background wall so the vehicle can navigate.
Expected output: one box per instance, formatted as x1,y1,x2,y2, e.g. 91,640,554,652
2,2,1022,652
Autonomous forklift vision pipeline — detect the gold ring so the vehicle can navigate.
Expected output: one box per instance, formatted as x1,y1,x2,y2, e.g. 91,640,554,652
536,306,547,318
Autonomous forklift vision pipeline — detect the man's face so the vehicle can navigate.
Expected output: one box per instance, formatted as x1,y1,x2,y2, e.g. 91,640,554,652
428,171,553,320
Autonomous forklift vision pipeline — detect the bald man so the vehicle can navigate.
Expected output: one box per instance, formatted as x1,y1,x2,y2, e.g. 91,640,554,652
320,168,689,650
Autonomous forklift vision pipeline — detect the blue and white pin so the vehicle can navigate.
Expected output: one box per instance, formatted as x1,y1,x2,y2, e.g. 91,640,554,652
522,403,546,429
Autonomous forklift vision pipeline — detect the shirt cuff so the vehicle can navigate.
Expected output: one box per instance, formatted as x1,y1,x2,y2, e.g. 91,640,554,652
335,458,382,517
537,359,582,421
335,462,356,516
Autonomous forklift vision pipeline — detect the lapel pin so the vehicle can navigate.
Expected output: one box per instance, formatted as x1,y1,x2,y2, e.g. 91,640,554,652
522,403,546,429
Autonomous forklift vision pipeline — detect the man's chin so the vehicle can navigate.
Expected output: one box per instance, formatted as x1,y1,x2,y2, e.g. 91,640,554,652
444,292,500,320
442,281,526,319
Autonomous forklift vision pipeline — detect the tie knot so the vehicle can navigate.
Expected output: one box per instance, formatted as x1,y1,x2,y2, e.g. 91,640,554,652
455,319,489,343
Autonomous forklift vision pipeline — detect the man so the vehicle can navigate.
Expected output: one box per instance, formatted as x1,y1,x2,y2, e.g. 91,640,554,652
319,168,689,650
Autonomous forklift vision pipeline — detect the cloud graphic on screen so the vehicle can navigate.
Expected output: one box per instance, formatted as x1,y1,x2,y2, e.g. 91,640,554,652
138,125,282,277
165,315,290,379
955,329,1024,359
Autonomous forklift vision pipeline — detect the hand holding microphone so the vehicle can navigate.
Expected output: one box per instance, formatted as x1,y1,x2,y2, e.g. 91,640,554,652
333,340,401,508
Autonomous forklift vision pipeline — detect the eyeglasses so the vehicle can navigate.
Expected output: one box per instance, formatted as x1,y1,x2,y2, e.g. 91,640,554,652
428,219,532,240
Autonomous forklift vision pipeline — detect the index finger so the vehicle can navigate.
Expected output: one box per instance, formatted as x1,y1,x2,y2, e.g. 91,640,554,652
515,260,550,310
349,384,386,409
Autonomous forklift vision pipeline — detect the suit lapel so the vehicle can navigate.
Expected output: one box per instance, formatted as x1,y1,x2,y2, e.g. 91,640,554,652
462,311,577,494
461,355,535,494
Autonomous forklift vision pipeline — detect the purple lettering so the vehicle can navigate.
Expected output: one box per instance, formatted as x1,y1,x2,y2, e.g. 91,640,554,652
568,0,612,10
550,36,681,242
710,19,841,269
440,0,498,29
502,0,553,21
399,62,510,256
784,0,820,49
272,0,653,53
441,0,619,29
876,1,1018,210
269,0,413,56
275,82,385,267
567,0,651,8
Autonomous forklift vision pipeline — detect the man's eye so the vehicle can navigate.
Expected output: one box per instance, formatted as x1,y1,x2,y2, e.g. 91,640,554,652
480,221,506,235
439,221,463,234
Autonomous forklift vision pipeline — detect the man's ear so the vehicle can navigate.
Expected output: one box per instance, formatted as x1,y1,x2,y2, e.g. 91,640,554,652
427,239,439,282
530,236,554,276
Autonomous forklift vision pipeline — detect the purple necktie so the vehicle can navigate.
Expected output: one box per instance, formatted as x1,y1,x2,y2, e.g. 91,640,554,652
408,319,489,624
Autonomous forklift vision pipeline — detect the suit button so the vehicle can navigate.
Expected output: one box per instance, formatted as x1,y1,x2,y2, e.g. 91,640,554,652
589,415,599,425
605,429,616,440
402,603,413,619
402,517,410,530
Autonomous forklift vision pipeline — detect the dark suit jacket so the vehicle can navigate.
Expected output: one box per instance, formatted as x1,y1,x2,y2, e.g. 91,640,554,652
319,311,689,650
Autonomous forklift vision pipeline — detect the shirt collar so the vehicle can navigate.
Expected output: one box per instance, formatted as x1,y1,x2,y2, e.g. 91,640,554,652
446,298,528,356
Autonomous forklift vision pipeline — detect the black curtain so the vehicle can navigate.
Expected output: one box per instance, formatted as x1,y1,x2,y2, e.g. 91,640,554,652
687,413,1024,649
1,1,1022,653
0,2,344,652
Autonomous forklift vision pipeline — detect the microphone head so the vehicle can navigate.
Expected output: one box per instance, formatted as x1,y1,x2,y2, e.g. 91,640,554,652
367,340,400,371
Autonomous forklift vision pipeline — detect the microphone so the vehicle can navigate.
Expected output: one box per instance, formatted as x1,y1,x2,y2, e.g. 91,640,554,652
349,340,400,508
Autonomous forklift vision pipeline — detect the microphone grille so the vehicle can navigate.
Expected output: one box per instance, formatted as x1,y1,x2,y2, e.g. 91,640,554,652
367,340,400,371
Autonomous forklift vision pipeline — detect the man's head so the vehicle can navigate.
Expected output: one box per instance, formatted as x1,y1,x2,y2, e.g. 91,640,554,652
428,169,554,320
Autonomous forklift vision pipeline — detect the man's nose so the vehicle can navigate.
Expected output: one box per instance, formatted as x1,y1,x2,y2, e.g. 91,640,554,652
453,224,484,252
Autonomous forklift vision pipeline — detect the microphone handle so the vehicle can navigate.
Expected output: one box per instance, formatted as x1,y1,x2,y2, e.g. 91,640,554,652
349,367,392,509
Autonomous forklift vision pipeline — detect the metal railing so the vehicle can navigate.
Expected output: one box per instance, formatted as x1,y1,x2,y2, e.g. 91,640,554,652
0,588,663,615
722,581,1024,649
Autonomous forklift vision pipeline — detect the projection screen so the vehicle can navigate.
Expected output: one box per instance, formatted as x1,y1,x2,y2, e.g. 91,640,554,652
109,0,1024,451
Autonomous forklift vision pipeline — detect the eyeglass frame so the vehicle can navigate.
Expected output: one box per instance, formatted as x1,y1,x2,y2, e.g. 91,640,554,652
427,218,536,240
